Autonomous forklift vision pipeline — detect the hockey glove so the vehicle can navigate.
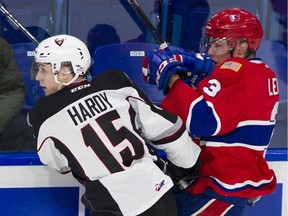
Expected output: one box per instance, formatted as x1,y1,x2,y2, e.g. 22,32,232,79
142,48,187,95
173,51,213,87
166,159,202,192
147,144,168,172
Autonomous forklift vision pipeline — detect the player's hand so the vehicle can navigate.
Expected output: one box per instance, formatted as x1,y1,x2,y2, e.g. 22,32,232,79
142,48,187,94
166,159,202,192
173,51,213,87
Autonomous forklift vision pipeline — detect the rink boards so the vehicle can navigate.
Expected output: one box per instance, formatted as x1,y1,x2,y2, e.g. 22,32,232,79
0,149,287,216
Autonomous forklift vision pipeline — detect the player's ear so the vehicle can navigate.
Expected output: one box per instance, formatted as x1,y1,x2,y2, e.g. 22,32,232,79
236,40,248,56
62,67,72,76
58,68,72,82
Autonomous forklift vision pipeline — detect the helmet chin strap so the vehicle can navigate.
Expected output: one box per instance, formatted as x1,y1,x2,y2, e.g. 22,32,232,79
54,75,64,91
229,49,234,58
54,73,80,89
57,81,63,91
62,74,80,86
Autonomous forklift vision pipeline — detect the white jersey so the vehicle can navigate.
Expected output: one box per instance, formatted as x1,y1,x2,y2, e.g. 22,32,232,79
28,69,200,215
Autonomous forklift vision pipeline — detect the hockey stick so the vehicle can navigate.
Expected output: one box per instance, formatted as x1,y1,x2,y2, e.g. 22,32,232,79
127,1,204,88
127,0,168,49
0,3,39,44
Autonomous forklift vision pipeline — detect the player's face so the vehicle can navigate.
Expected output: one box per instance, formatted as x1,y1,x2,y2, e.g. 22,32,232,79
35,63,59,96
207,38,231,67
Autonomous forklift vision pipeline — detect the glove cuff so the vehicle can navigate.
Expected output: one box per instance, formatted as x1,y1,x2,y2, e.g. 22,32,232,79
157,60,183,94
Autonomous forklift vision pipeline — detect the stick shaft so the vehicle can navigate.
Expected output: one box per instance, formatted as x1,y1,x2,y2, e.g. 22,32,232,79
128,0,168,49
0,4,39,44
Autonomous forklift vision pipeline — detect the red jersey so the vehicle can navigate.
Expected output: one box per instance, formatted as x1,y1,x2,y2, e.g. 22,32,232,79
161,57,279,198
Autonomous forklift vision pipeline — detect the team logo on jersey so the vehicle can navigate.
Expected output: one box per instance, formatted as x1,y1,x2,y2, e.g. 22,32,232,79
155,180,165,191
220,61,242,72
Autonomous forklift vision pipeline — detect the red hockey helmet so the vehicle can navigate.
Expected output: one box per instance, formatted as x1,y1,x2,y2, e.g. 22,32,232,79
205,8,263,51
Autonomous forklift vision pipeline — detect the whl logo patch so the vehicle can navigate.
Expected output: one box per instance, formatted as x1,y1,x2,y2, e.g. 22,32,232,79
155,180,165,191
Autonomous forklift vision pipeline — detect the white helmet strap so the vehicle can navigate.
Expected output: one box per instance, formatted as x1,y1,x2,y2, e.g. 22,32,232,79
63,74,80,86
57,81,63,91
54,73,80,87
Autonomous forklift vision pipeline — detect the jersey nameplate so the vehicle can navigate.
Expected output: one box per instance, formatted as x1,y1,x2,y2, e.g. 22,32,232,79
66,92,113,126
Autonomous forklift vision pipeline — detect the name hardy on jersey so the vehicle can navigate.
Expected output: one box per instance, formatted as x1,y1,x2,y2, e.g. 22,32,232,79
67,90,113,126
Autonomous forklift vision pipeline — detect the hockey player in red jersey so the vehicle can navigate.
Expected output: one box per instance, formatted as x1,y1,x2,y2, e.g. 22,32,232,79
27,34,201,216
143,8,279,216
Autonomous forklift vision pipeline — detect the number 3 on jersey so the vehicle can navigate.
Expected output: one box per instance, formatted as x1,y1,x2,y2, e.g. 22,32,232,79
203,79,221,97
81,110,145,173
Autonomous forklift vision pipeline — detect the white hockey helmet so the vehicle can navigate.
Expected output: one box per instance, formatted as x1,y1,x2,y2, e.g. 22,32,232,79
34,34,91,78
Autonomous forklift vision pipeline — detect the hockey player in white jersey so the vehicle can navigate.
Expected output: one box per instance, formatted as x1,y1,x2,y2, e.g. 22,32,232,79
27,34,201,216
